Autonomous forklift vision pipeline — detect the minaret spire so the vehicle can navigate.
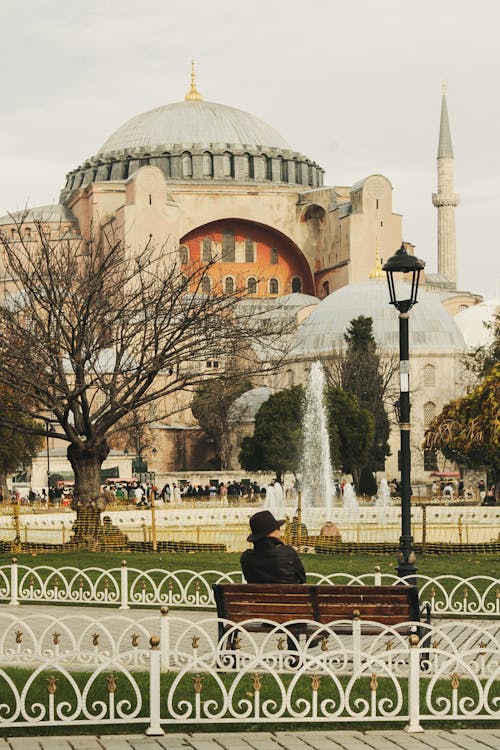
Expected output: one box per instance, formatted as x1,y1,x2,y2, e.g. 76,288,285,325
432,82,459,287
185,60,202,101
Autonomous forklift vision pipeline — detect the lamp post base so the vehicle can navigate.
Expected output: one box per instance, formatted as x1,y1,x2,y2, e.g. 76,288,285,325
396,538,417,582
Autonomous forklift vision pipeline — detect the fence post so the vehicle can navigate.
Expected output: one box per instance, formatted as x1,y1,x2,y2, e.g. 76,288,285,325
374,565,382,586
406,633,424,733
145,635,164,736
151,491,157,553
160,607,170,671
10,557,19,606
119,560,130,610
421,505,427,555
352,610,361,673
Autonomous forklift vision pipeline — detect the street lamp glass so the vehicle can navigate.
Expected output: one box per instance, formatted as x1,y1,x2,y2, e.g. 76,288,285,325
382,244,425,311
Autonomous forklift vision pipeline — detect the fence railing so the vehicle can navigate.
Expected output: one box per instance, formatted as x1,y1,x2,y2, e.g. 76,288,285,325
0,612,498,732
1,559,499,617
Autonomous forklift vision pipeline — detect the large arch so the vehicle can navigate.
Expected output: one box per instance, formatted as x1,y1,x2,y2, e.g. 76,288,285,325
180,217,315,296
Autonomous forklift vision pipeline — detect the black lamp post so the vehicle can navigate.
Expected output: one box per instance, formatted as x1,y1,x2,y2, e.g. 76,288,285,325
382,244,425,581
45,420,51,496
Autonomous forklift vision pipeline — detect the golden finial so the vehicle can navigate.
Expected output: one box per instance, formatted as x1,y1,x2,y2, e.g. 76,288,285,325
369,239,385,279
185,60,202,101
442,80,447,96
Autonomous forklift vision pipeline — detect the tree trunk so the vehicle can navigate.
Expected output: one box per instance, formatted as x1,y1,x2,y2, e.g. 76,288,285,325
0,473,9,505
68,441,110,548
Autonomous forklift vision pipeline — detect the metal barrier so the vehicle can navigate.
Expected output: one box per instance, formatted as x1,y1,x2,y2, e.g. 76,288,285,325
1,504,499,553
1,559,498,617
0,612,498,732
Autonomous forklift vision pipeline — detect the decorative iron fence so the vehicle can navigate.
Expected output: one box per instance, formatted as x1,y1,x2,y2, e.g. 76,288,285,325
0,613,498,732
0,559,498,617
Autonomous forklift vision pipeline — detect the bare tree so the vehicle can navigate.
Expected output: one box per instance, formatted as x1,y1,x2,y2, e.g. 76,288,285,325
0,218,288,545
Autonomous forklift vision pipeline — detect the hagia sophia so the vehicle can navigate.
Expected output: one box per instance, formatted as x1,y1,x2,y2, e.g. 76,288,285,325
0,65,497,487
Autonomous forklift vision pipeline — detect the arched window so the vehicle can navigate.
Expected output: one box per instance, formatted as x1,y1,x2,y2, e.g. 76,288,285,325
280,158,288,182
200,276,211,293
224,276,235,294
178,245,189,265
286,368,294,387
181,153,193,177
242,154,252,178
295,161,302,183
202,152,213,177
245,238,255,263
247,277,257,294
202,237,212,262
423,364,436,387
221,230,235,262
269,277,279,295
291,276,302,293
222,152,233,178
270,248,278,265
24,227,32,240
423,401,437,428
265,156,272,180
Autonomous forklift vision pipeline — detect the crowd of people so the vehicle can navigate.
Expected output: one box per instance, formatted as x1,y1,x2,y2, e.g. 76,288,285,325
100,478,268,507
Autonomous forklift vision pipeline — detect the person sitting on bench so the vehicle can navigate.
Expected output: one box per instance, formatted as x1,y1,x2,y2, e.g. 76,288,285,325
241,510,306,584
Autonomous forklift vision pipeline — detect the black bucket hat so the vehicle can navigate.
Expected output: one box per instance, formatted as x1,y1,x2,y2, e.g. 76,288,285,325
247,510,285,542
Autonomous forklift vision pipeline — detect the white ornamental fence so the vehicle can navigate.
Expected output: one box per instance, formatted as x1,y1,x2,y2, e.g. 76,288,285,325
0,559,499,617
0,611,498,732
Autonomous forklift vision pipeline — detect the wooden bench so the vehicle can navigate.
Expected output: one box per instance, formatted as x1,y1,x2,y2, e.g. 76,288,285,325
213,583,430,648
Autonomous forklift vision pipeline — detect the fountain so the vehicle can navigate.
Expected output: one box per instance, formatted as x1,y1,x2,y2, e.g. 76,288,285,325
375,477,391,523
300,361,336,511
376,478,391,507
342,482,358,509
263,480,286,514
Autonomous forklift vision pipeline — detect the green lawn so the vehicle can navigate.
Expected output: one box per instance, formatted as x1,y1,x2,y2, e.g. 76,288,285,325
3,550,499,578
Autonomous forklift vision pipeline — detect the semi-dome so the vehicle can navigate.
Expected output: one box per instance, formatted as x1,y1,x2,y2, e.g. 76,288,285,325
228,386,274,424
292,279,466,355
454,297,499,349
98,100,292,156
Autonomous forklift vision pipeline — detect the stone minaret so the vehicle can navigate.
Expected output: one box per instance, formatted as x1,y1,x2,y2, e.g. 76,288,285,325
432,83,459,287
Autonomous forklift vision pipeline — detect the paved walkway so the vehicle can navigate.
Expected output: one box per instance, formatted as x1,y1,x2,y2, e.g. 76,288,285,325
1,729,499,749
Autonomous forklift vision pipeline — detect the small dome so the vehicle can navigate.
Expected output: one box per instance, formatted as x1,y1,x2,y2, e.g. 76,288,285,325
0,203,77,226
276,292,320,308
97,100,291,156
454,298,499,349
228,386,274,423
292,279,466,355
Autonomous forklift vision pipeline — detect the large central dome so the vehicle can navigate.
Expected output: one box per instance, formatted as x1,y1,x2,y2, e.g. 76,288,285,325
60,87,324,202
97,100,292,156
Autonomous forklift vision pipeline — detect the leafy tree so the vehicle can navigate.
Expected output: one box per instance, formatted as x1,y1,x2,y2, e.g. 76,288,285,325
358,466,378,496
239,385,304,482
325,387,374,488
463,311,500,382
424,363,500,496
341,315,391,471
0,218,287,545
191,377,252,470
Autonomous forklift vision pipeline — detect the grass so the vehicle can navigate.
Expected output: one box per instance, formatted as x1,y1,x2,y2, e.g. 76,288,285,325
2,550,499,579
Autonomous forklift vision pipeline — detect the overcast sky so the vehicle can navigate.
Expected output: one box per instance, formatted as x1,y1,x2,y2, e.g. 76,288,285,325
1,0,499,300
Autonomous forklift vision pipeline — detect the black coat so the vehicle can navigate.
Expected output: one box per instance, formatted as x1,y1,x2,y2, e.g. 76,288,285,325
240,536,306,584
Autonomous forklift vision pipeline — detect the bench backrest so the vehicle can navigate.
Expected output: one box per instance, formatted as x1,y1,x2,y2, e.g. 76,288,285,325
213,583,420,626
213,583,315,623
312,585,420,625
